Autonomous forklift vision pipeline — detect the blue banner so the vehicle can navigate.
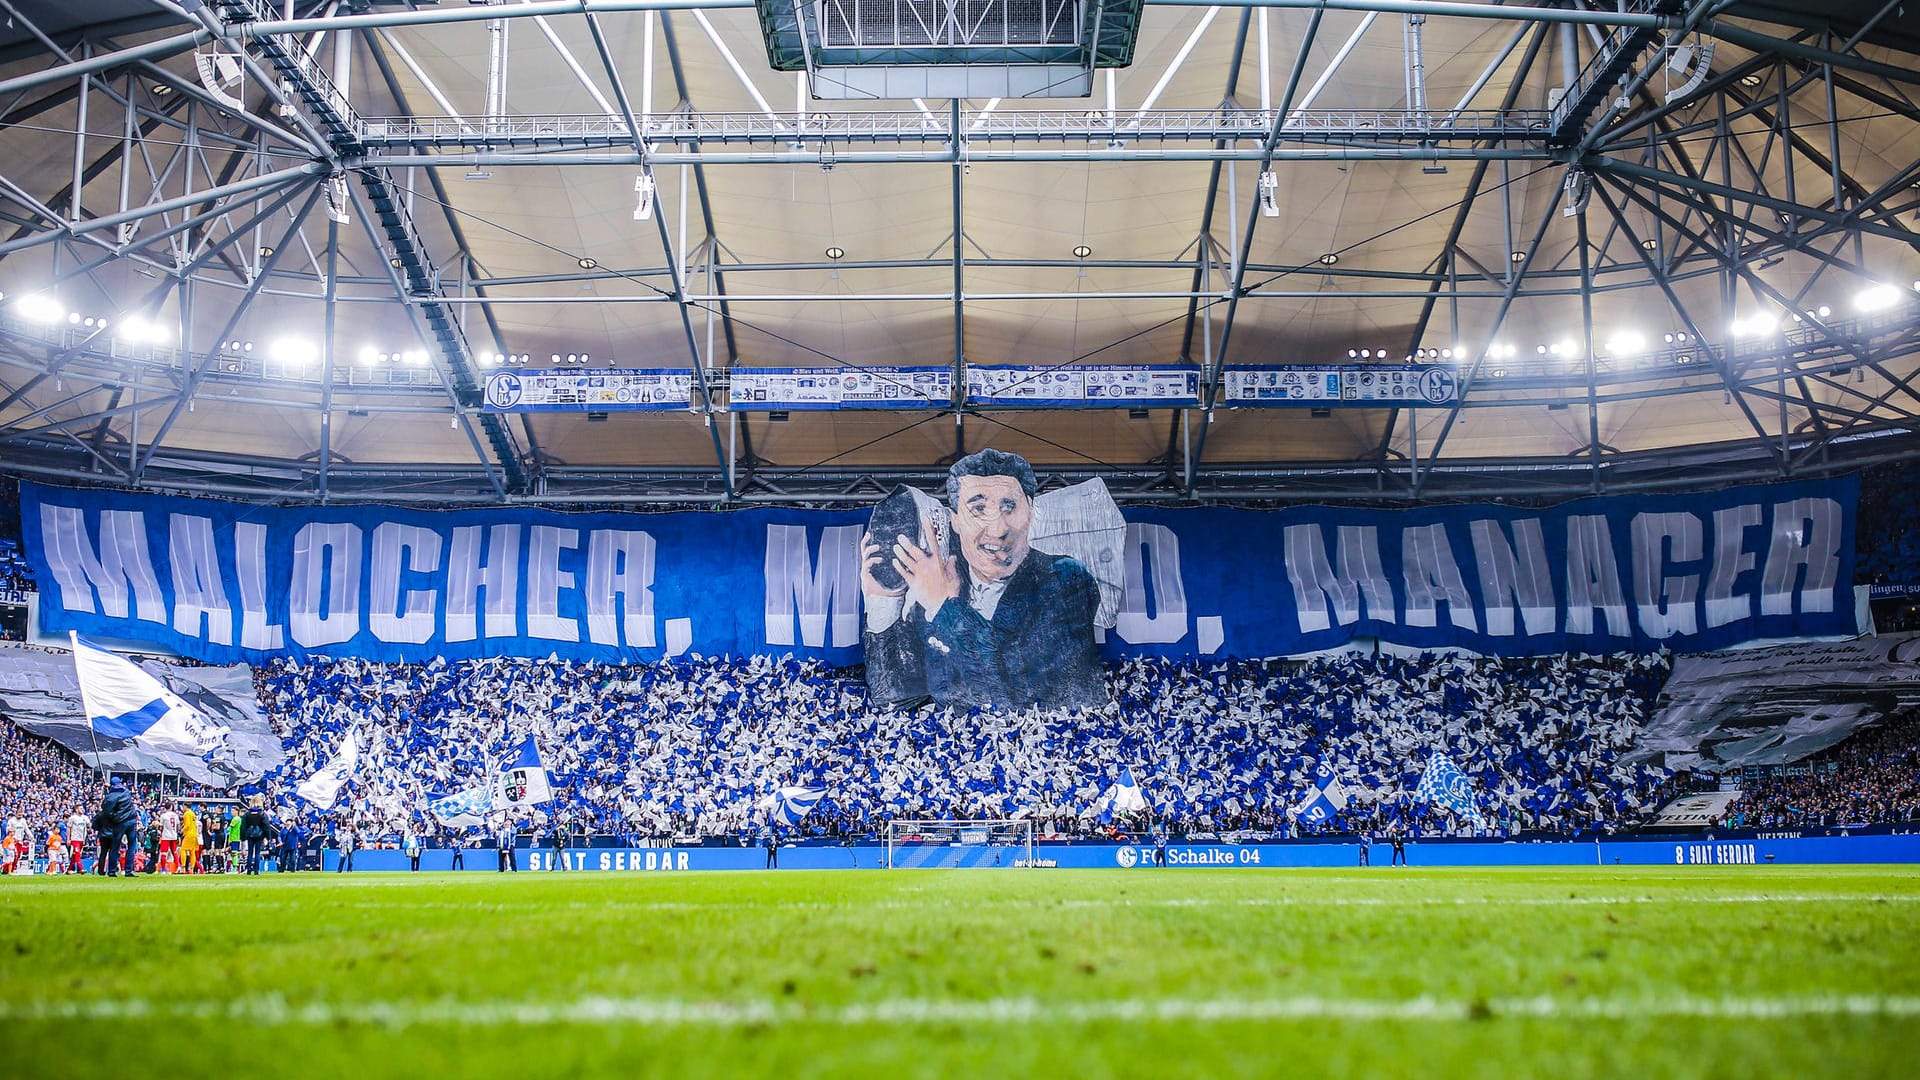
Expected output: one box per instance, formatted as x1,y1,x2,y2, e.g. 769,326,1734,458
318,832,1920,872
19,473,1857,666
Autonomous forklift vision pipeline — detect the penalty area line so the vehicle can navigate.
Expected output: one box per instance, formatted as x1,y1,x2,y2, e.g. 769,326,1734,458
5,995,1919,1028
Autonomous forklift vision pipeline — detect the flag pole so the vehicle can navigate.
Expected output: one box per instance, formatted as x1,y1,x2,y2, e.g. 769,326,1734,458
69,632,108,791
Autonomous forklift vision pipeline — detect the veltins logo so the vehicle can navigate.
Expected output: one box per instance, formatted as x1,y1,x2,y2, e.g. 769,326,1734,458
1115,846,1139,868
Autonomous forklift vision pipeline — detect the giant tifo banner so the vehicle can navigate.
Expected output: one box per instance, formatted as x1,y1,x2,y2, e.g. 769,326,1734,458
1627,631,1920,773
0,641,283,786
17,472,1857,672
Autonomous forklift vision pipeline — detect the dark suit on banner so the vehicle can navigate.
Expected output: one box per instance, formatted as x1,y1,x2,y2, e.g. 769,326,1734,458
866,553,1105,711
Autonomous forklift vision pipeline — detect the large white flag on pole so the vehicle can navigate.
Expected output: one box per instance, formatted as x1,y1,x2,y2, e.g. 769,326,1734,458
296,729,360,809
69,631,227,756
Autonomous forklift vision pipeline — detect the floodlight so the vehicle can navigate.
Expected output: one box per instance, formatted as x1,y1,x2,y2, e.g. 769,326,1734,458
1855,283,1901,312
268,338,318,364
1604,331,1646,357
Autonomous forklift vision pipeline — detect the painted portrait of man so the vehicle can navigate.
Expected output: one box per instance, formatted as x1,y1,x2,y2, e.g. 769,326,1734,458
861,449,1111,712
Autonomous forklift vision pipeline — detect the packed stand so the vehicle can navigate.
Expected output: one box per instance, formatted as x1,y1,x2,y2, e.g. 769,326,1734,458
0,475,33,628
1856,460,1920,591
248,651,1674,845
0,719,102,872
0,718,277,875
1729,709,1920,829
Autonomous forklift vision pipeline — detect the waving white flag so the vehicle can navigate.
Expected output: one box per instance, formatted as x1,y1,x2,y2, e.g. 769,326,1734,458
70,632,227,756
296,729,360,809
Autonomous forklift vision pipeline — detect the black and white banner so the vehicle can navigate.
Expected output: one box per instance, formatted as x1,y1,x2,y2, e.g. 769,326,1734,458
1629,631,1920,772
0,641,284,786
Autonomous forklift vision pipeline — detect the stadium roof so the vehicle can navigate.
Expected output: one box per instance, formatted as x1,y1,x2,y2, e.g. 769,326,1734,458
0,0,1915,505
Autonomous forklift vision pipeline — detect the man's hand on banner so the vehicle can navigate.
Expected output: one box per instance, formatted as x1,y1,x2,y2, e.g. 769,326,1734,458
894,513,961,615
859,532,907,599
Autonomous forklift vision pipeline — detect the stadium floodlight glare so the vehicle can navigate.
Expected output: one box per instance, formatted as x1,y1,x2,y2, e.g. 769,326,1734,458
1731,312,1777,337
1855,282,1902,312
401,349,427,365
268,337,318,365
14,293,64,323
358,346,377,364
115,315,168,345
1605,331,1647,357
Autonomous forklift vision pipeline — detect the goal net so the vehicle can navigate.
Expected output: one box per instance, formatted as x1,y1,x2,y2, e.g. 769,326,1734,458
883,819,1036,869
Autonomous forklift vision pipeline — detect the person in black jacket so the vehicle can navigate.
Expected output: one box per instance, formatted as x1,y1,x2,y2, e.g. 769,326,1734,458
239,796,275,875
96,777,138,878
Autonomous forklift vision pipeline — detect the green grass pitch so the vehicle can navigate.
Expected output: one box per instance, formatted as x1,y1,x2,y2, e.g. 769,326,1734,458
3,866,1917,1078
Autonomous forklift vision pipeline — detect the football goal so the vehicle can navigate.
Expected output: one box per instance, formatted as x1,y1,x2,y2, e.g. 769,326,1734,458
883,819,1036,869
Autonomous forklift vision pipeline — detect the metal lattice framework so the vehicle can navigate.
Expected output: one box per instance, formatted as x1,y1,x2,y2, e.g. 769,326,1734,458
0,0,1915,507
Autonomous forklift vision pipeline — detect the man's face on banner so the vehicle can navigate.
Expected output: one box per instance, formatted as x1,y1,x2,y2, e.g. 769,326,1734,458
952,474,1033,583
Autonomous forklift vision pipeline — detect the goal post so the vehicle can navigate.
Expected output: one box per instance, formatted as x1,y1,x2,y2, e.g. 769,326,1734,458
883,819,1036,869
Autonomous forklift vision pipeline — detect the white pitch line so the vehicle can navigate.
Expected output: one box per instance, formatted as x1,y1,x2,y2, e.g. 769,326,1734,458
4,994,1919,1028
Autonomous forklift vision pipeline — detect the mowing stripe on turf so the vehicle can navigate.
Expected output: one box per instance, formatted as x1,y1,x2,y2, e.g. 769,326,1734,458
4,995,1918,1027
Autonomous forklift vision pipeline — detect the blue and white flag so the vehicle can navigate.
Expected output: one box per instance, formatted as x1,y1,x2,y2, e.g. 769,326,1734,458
1292,762,1349,825
1414,753,1483,823
1096,766,1148,823
427,784,494,828
495,736,552,808
69,632,227,756
295,728,359,810
756,785,826,826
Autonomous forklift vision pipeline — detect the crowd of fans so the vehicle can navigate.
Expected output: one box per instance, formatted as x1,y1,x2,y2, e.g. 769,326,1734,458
244,651,1674,846
1728,710,1920,830
10,646,1920,864
0,722,97,874
1858,460,1920,592
0,720,289,875
0,479,24,581
2,459,1918,860
0,476,31,642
